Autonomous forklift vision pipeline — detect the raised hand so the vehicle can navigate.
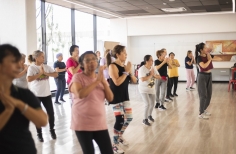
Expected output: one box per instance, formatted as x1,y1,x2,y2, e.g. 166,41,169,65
97,66,105,82
40,64,44,75
150,68,154,76
0,88,16,110
125,61,132,73
207,53,212,61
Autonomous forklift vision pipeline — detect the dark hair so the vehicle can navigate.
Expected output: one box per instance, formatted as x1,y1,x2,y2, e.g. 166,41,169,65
79,51,97,71
104,49,112,67
28,50,44,63
195,42,205,62
69,45,79,56
169,52,175,57
187,50,192,56
0,44,21,63
140,55,152,67
107,45,125,66
156,49,165,58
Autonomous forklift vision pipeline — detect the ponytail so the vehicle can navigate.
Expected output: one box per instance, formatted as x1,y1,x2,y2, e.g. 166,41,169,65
106,51,112,67
28,55,35,63
195,42,205,62
140,61,145,68
195,45,199,62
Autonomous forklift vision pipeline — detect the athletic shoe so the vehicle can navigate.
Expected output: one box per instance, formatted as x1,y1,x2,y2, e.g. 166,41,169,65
190,87,195,90
148,116,155,123
204,110,211,116
170,94,174,97
113,144,124,154
174,93,178,96
198,113,209,119
54,101,61,105
166,97,173,101
186,88,190,91
142,119,151,126
158,105,167,111
37,133,44,142
164,99,169,102
60,98,66,102
119,137,129,146
50,129,57,139
155,103,160,108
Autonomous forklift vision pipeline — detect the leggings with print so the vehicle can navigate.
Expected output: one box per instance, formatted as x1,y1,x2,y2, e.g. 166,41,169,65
112,101,133,144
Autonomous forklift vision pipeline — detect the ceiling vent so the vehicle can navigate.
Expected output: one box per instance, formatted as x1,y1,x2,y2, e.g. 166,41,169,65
161,7,187,12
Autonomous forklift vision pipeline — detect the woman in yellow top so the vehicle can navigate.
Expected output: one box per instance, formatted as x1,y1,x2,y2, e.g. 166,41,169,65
167,52,180,98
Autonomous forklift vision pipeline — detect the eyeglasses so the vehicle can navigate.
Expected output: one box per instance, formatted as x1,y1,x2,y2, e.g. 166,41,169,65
83,57,98,63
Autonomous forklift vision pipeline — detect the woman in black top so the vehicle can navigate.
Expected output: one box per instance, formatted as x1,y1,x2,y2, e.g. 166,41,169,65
0,44,47,154
154,49,172,110
108,45,137,154
54,53,67,104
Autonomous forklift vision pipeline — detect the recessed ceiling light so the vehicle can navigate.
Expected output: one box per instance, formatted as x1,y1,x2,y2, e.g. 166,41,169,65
163,3,167,5
169,0,175,1
226,1,228,4
161,7,187,12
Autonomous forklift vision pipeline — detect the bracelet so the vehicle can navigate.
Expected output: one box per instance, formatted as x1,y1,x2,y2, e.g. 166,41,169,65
123,72,129,76
22,104,28,114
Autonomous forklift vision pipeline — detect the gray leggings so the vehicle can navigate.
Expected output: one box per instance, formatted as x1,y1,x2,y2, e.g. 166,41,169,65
155,79,167,105
197,72,212,114
140,93,155,119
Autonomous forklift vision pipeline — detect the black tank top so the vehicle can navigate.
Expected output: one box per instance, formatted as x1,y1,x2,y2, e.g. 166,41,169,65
109,63,130,104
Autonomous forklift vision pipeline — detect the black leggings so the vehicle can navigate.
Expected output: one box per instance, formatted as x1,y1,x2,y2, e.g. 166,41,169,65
36,95,55,133
167,77,179,96
75,130,113,154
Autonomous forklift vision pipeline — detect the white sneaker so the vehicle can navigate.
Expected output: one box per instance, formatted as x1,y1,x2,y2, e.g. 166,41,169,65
204,110,211,116
113,144,124,154
198,113,209,119
186,88,190,91
119,137,129,146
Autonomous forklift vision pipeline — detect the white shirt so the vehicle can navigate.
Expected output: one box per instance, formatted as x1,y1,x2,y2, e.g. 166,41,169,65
27,64,55,97
138,65,159,94
13,68,28,89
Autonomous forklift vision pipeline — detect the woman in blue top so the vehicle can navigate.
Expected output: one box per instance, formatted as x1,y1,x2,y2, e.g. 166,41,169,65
54,53,67,104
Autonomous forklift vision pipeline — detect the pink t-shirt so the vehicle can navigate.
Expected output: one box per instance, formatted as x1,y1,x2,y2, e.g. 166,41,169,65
69,73,108,131
66,57,82,84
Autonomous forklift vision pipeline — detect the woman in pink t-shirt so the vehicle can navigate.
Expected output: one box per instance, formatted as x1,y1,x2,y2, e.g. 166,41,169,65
66,45,82,84
69,51,114,154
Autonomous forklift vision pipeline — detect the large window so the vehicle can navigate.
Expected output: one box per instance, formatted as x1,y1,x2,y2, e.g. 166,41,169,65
96,16,110,57
45,3,72,90
36,2,111,91
75,11,94,54
36,0,42,50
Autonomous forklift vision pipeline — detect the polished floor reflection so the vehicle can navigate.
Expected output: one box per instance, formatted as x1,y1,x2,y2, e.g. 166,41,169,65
30,83,236,154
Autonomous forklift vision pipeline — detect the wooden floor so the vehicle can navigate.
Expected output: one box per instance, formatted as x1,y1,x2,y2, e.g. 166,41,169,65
30,83,236,154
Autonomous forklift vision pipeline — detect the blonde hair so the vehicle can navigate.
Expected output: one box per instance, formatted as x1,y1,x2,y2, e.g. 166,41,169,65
156,49,165,58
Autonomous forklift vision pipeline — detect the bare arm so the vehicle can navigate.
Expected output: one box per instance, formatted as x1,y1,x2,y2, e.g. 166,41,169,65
27,73,42,82
16,69,27,78
70,81,100,99
109,64,127,86
55,67,66,73
130,74,137,83
102,80,114,102
199,60,212,68
140,74,152,82
44,72,58,78
68,65,80,75
155,61,167,70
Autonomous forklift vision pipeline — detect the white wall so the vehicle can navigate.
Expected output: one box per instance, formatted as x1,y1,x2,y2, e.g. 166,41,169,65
0,0,37,55
129,33,236,81
109,13,236,80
